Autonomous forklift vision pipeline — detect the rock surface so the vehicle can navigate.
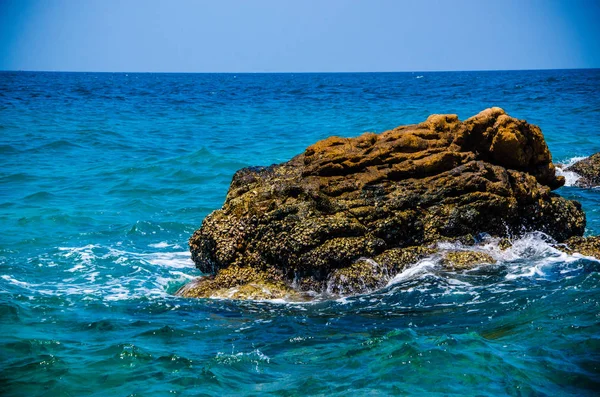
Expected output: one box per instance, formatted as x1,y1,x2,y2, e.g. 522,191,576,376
565,153,600,187
176,266,302,300
557,236,600,258
181,108,586,299
442,251,496,270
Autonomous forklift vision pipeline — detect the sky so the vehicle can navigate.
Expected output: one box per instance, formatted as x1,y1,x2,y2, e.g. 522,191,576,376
0,0,599,72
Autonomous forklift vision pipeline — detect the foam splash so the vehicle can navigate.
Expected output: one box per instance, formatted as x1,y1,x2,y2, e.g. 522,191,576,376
385,232,588,288
140,251,193,269
148,241,182,249
386,258,437,286
216,232,598,304
555,156,587,187
560,156,588,168
214,348,271,372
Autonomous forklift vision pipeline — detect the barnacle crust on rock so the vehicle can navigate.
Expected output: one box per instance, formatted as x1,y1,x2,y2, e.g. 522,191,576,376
179,108,586,299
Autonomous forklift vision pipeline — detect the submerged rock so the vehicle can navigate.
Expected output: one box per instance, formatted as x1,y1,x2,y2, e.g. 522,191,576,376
180,108,586,299
564,153,600,188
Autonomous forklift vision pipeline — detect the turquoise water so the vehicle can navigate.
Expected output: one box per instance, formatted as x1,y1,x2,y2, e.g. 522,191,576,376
1,70,600,396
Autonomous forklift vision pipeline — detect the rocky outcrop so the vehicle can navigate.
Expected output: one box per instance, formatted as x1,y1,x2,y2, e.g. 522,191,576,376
180,108,586,299
557,236,600,258
565,153,600,187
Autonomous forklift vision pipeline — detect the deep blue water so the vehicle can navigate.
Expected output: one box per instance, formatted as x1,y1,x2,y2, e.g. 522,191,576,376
1,70,600,396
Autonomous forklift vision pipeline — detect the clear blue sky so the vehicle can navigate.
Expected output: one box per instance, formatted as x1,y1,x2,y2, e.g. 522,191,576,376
1,0,599,72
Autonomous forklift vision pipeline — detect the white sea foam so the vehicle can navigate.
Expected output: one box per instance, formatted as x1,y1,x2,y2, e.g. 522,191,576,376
58,244,99,266
561,156,588,168
148,241,170,248
1,275,33,288
386,232,590,287
4,244,199,302
66,263,85,273
168,271,197,280
556,168,582,187
555,156,587,187
140,251,193,269
215,348,271,372
148,241,181,249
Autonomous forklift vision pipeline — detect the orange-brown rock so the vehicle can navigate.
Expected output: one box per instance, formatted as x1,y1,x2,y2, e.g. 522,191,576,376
181,108,585,298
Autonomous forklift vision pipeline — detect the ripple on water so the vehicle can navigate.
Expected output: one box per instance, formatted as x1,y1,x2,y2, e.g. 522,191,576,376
1,70,600,396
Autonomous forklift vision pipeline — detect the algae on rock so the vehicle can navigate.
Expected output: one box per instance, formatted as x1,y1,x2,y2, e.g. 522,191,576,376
556,236,600,258
442,251,496,270
180,108,586,299
176,265,301,300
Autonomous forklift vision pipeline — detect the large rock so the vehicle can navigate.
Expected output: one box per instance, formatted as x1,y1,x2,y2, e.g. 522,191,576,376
565,153,600,187
181,108,586,299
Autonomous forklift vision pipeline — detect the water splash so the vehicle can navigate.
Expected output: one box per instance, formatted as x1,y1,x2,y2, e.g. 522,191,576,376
555,156,587,186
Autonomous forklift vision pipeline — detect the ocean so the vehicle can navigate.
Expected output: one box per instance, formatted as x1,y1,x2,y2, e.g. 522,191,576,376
1,70,599,396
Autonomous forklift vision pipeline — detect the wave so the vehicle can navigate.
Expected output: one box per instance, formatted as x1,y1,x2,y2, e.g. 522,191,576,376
22,191,56,201
0,144,19,154
559,156,588,168
0,172,38,183
27,140,83,153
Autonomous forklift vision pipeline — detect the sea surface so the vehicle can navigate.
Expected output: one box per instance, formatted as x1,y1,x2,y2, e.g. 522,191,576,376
1,70,600,396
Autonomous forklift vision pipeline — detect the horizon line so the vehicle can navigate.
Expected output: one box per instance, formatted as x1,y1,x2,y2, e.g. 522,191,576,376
1,67,599,74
